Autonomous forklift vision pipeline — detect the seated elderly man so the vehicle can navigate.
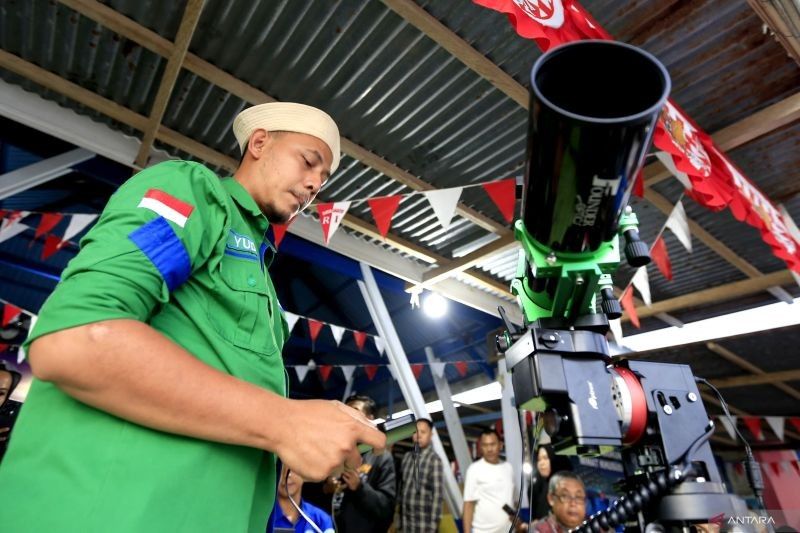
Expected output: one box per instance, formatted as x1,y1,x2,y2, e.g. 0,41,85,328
529,471,587,533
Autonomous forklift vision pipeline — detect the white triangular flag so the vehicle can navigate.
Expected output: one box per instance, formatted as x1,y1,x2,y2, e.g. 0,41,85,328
0,211,30,232
609,318,623,345
340,365,356,382
718,415,738,441
294,365,310,383
765,416,785,442
655,152,693,190
17,314,37,364
631,267,652,306
62,214,98,242
374,336,386,357
430,362,447,379
665,201,692,253
284,312,300,334
423,187,462,230
329,324,345,346
0,223,29,244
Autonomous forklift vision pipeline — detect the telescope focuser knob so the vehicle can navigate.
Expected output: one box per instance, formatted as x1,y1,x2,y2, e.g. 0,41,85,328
622,228,651,267
600,287,622,319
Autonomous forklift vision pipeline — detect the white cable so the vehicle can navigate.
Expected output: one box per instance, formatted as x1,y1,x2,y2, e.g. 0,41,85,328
285,470,324,533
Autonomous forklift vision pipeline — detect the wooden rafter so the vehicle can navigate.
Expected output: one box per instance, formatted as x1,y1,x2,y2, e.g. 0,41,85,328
705,342,800,402
0,47,514,302
711,368,800,389
59,0,507,236
625,270,795,322
134,0,205,168
746,0,800,66
53,0,515,299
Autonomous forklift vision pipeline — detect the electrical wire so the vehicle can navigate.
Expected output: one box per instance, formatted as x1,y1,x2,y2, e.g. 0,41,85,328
508,411,540,533
285,469,324,533
695,377,772,523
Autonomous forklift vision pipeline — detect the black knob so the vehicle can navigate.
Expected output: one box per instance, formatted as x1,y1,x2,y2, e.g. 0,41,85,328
600,287,622,319
623,228,651,267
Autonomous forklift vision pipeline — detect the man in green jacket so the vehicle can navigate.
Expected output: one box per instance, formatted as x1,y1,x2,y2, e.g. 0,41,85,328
0,102,384,532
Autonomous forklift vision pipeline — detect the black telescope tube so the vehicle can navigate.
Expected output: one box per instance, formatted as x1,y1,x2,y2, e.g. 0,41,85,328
523,40,670,253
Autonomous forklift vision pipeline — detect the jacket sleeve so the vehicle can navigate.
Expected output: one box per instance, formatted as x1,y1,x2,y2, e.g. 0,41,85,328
351,453,397,521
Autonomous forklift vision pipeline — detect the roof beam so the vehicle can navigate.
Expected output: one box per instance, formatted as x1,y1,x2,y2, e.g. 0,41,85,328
58,0,508,236
645,91,800,187
643,188,794,301
624,269,795,322
0,51,514,306
710,368,800,389
380,0,529,107
746,0,800,66
0,148,94,200
705,341,800,402
134,0,205,168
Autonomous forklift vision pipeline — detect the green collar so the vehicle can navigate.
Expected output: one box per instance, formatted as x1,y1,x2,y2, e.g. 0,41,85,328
221,177,278,261
222,177,269,230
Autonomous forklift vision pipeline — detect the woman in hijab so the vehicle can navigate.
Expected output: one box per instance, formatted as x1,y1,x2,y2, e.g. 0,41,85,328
529,445,573,520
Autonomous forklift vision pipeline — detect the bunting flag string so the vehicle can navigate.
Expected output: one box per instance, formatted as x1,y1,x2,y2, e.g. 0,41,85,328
715,415,800,443
281,310,382,355
0,210,98,260
368,195,402,238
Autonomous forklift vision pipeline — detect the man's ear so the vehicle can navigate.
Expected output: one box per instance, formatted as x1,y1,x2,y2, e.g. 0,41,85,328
246,129,269,159
547,492,555,507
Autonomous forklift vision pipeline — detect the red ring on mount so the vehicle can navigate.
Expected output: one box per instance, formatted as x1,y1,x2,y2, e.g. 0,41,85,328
614,366,648,445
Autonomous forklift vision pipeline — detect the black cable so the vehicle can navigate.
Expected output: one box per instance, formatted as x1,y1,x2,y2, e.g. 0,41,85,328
508,411,539,533
695,377,770,516
571,423,714,533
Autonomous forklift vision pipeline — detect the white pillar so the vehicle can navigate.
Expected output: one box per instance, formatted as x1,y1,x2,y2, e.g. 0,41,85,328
358,263,463,518
425,346,472,477
499,358,526,507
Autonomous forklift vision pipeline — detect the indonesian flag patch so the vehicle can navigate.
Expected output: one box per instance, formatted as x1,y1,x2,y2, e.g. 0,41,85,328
137,189,194,227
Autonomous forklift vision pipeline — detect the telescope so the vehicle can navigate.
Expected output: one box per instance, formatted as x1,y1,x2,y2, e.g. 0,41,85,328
496,41,753,531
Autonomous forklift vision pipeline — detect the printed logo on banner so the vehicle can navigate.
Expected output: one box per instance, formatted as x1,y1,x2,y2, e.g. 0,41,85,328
512,0,565,27
659,103,711,176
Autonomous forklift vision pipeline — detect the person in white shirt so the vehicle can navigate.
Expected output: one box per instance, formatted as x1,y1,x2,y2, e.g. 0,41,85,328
462,428,516,533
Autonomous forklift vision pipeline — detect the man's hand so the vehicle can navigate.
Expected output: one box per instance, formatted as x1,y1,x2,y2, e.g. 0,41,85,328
341,469,361,491
275,399,385,482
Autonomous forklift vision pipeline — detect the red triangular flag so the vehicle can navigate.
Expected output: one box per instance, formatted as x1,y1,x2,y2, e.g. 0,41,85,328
788,417,800,433
42,234,64,260
1,210,24,230
620,288,640,328
482,179,516,223
319,365,333,383
367,195,402,238
307,319,324,343
271,221,291,250
34,213,64,240
770,462,782,476
650,236,673,281
455,361,468,377
364,364,379,381
0,343,8,352
411,364,424,379
2,304,22,327
353,331,367,352
633,169,644,198
742,417,764,441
